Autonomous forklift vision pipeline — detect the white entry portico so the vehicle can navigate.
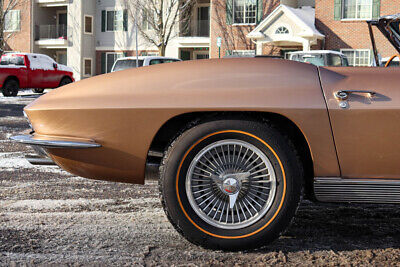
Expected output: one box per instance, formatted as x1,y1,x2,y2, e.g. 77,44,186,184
247,5,324,54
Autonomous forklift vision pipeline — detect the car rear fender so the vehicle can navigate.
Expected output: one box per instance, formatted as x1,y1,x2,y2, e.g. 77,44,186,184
23,58,340,184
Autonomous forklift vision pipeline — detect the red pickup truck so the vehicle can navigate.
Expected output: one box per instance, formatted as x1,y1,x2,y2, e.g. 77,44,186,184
0,53,74,97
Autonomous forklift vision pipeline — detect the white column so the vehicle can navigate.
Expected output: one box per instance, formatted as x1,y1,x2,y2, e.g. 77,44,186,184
302,39,311,51
256,41,263,55
67,1,83,80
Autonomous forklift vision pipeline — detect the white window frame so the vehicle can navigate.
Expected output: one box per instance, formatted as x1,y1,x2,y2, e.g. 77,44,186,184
275,26,290,35
105,52,124,73
232,0,257,26
142,51,159,56
231,50,256,57
106,10,124,32
84,15,94,34
340,49,371,66
341,0,373,21
4,10,21,32
142,10,151,31
83,58,93,77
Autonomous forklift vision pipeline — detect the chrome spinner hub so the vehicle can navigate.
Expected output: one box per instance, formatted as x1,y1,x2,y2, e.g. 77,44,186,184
222,177,240,195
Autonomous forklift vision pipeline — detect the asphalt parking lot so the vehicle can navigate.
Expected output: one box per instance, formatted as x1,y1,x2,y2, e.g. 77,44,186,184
1,90,400,266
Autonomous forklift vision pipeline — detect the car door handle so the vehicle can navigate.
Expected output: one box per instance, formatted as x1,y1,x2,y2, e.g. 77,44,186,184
334,90,376,101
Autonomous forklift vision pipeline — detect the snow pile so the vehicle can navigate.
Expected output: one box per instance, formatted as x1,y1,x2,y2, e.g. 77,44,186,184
1,199,116,211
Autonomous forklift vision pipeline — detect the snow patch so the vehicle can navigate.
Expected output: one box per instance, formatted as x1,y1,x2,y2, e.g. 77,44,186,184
0,65,27,69
1,199,116,211
57,64,73,72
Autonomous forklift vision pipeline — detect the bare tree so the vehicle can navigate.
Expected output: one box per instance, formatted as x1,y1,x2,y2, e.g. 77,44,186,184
212,0,280,55
0,0,23,54
124,0,197,56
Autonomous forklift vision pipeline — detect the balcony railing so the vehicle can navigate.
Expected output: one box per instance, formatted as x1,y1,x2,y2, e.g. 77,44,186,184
35,24,67,40
180,20,210,37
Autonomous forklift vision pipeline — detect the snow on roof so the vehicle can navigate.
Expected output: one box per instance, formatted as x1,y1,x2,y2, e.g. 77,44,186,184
289,50,345,55
4,52,72,72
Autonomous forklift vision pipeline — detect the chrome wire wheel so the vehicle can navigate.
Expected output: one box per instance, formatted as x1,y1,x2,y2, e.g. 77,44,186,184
186,139,277,230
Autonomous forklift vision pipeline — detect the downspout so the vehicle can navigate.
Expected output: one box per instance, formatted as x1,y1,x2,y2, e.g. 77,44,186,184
30,0,34,52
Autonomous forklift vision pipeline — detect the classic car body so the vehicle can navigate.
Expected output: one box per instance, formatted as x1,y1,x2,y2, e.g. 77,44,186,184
10,14,400,250
22,58,338,183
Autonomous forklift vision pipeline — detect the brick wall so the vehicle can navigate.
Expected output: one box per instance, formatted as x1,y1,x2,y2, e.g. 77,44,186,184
210,0,280,58
315,0,398,59
3,0,32,53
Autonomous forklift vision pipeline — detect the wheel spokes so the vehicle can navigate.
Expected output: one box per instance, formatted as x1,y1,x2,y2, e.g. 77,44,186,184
186,139,277,229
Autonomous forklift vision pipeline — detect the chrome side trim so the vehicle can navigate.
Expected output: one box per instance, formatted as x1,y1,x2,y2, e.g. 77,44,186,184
25,154,56,166
10,135,101,149
314,177,400,204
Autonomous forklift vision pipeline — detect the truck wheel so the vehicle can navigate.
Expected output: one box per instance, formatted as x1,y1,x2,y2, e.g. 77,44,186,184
2,79,19,97
59,77,72,87
159,119,303,251
32,88,44,94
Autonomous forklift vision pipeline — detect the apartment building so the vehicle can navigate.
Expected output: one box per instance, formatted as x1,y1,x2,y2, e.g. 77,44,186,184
3,0,284,79
247,0,397,65
3,0,399,78
3,0,96,80
3,0,33,53
315,0,398,66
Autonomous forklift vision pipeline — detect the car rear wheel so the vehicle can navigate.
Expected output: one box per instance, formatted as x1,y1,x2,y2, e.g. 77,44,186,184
32,88,44,94
59,77,72,87
159,119,303,250
2,79,19,97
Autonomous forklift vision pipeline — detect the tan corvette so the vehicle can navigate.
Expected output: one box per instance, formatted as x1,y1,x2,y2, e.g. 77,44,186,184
11,15,400,250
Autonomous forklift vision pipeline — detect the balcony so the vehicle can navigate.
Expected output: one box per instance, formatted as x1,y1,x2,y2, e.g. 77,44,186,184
178,19,210,47
35,0,68,7
35,24,68,48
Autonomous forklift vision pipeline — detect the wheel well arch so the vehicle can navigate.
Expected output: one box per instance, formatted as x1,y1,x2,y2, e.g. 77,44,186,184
60,75,72,84
147,111,315,199
3,76,19,86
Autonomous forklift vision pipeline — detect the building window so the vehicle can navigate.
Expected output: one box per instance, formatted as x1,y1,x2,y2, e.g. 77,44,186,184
104,10,127,32
83,58,93,77
233,0,257,24
275,26,289,34
105,52,123,73
228,50,256,57
342,0,373,20
5,10,21,32
142,10,151,30
341,49,371,66
84,15,93,34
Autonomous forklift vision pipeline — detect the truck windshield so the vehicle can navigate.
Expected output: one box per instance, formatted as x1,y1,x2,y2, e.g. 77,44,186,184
0,55,25,66
112,59,144,72
292,54,326,66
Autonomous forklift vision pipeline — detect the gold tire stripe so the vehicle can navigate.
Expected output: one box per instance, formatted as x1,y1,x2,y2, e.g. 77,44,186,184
175,130,287,239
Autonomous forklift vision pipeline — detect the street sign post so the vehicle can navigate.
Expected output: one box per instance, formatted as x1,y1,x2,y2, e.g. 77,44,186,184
217,37,222,59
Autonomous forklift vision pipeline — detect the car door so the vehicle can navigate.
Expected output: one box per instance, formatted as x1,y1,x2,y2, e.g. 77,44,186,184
320,66,400,179
38,55,59,88
26,55,43,88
